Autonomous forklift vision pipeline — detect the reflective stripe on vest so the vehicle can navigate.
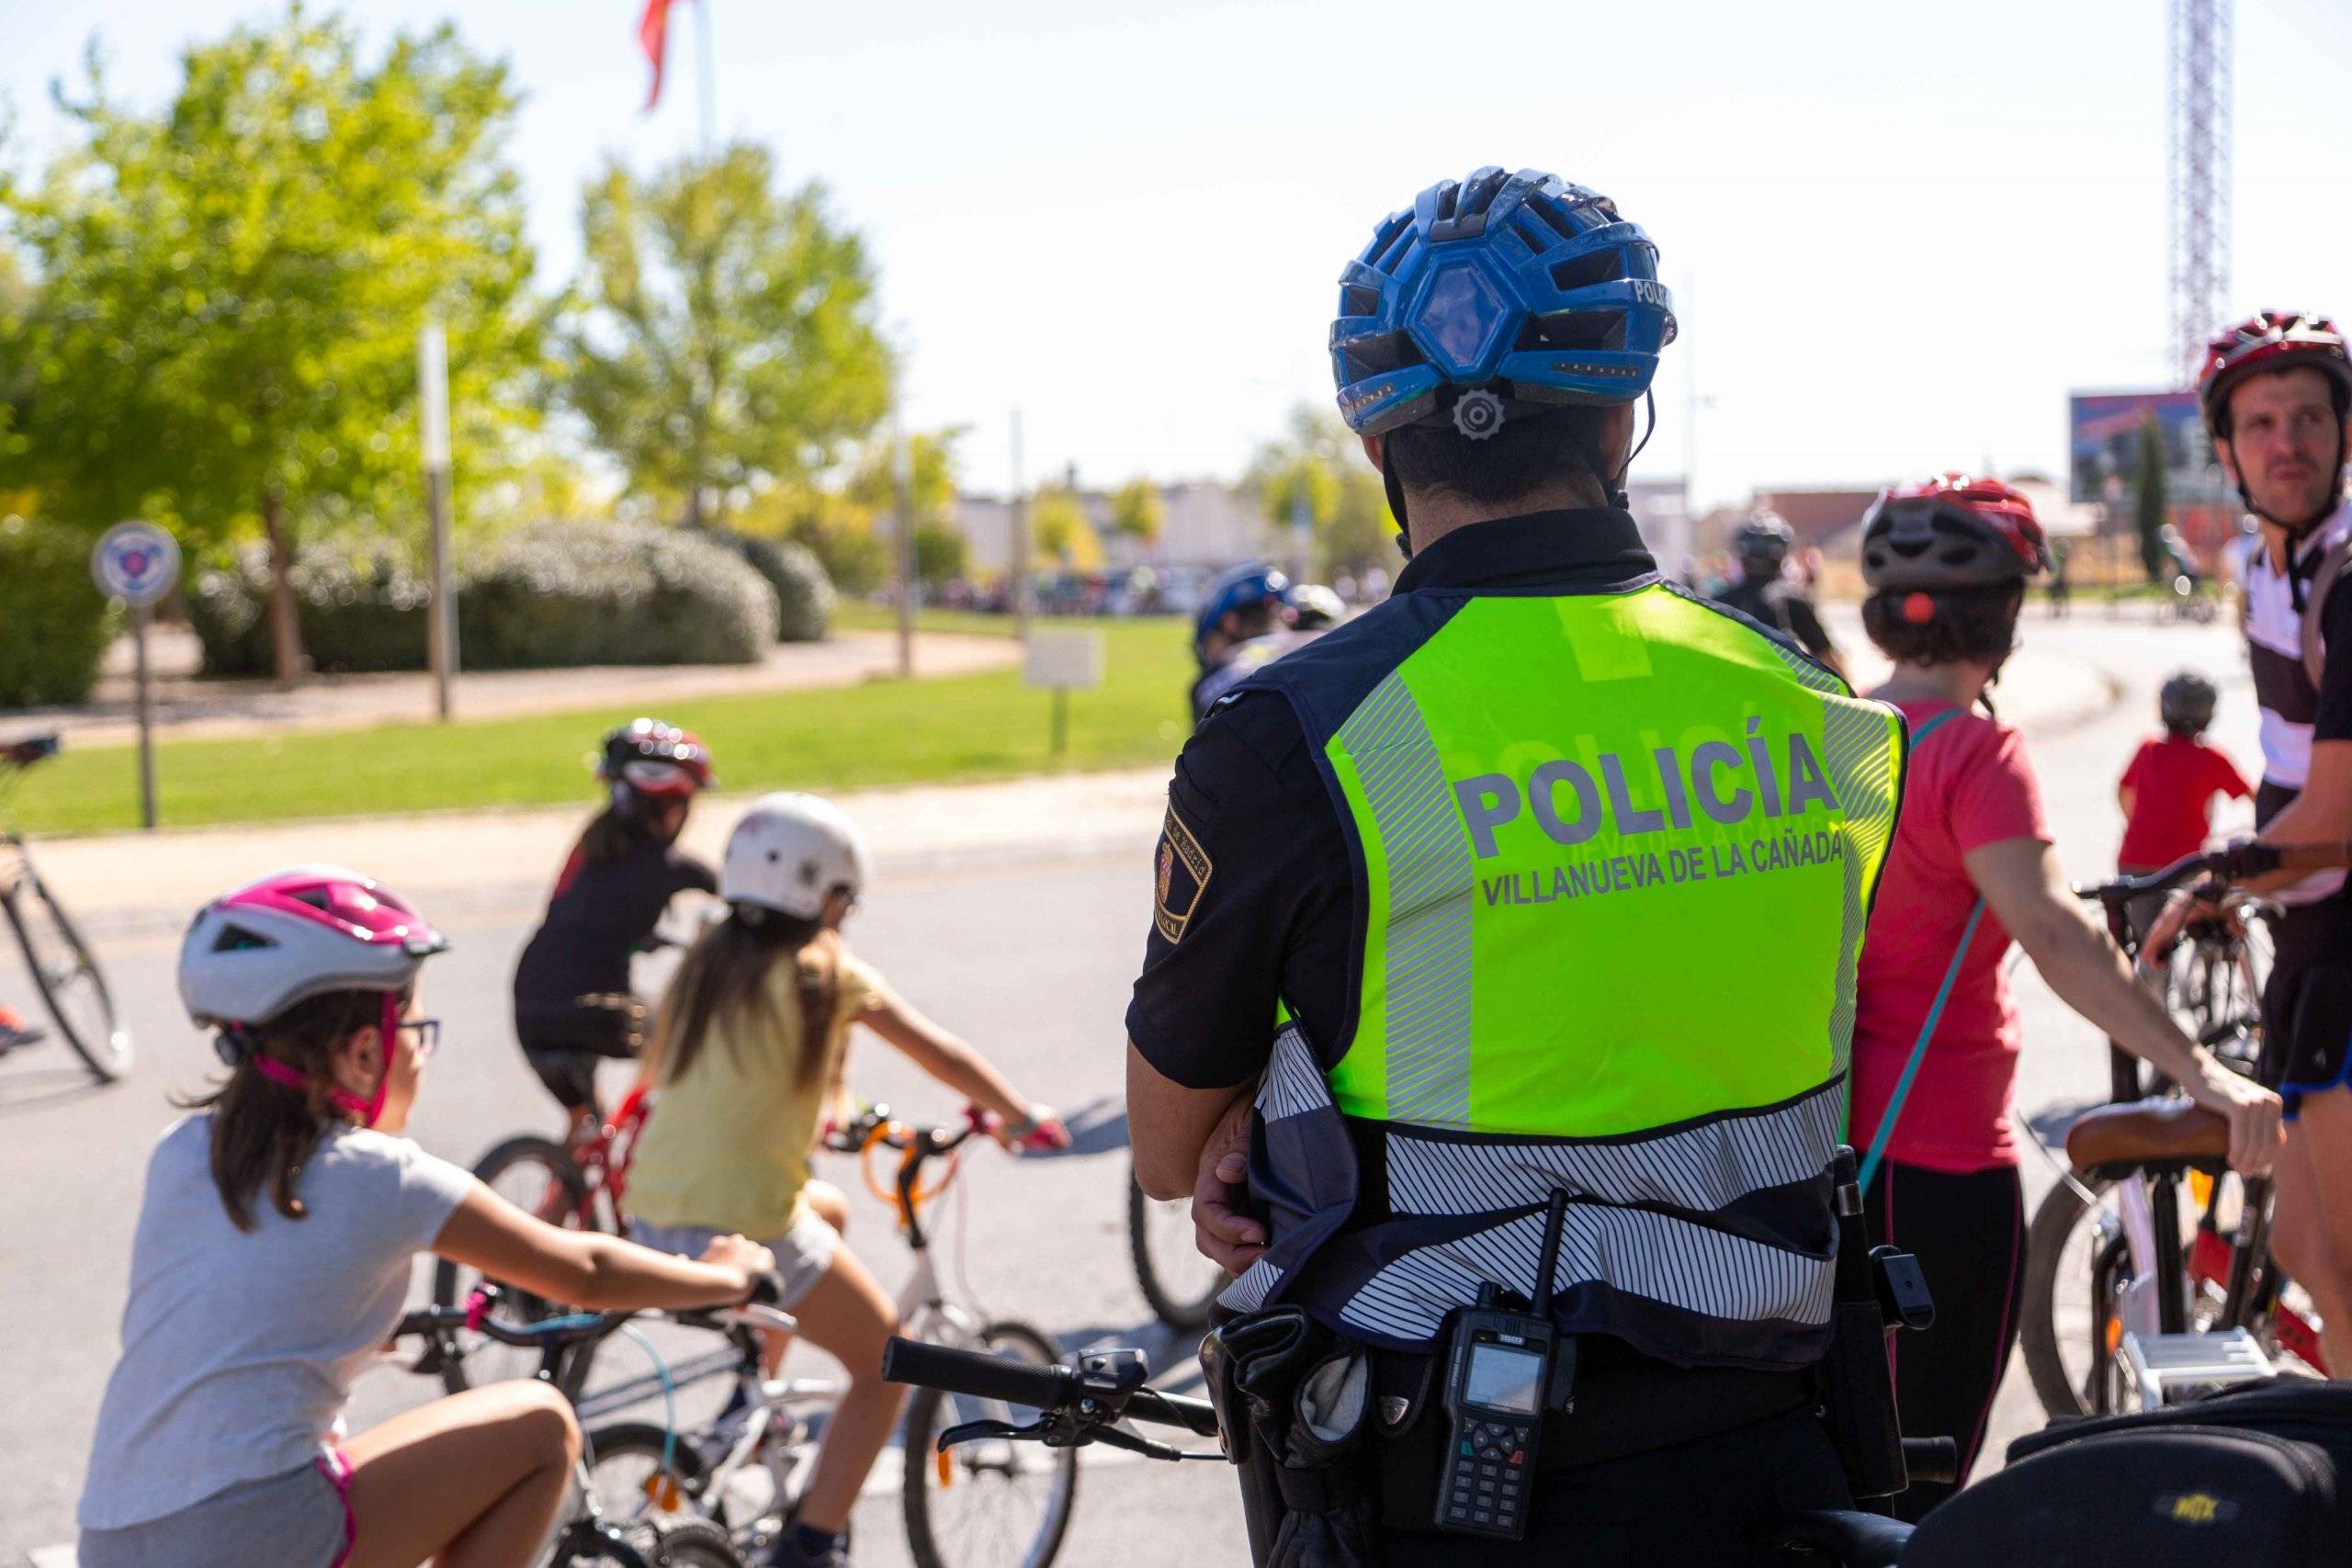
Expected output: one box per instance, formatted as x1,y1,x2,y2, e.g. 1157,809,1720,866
1221,582,1905,1366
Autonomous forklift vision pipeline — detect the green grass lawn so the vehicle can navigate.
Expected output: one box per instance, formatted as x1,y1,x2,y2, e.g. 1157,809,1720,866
6,616,1194,838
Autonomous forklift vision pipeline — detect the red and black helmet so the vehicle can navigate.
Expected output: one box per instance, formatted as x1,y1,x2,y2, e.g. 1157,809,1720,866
2196,311,2352,437
1860,474,2049,593
597,717,715,803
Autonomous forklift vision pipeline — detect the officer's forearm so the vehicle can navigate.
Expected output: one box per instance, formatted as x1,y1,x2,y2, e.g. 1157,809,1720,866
1127,1040,1252,1201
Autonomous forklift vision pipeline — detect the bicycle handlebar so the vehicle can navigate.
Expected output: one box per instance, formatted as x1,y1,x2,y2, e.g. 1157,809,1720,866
2070,840,2352,904
0,733,60,770
395,1278,791,1350
881,1336,1221,1439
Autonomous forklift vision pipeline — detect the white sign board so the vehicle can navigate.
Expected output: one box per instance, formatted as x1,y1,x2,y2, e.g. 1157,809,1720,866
1023,628,1105,690
90,521,180,607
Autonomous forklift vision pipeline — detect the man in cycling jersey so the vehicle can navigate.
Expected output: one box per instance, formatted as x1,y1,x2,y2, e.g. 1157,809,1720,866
2160,311,2352,1373
1711,512,1846,677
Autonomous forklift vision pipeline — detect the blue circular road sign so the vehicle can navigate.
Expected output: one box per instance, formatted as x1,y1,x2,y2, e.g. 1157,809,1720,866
91,521,181,607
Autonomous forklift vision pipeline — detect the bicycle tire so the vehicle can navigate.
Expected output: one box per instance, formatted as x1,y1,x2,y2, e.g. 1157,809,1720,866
647,1515,747,1567
4,869,131,1082
430,1135,591,1393
2019,1173,2112,1419
1125,1164,1226,1332
585,1420,718,1529
902,1318,1079,1568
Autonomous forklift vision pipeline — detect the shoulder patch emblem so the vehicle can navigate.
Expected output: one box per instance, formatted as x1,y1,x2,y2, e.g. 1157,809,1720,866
1154,805,1214,942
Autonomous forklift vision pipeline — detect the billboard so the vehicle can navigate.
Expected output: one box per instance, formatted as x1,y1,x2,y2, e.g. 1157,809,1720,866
2067,390,2214,507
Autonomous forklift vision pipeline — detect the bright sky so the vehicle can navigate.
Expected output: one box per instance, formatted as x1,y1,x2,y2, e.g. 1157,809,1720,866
6,0,2349,508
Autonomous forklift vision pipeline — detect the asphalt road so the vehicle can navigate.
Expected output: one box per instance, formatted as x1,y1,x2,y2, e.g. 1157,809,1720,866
0,604,2263,1565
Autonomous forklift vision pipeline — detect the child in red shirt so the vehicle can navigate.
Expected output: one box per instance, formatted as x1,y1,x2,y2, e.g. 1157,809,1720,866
2118,671,2253,874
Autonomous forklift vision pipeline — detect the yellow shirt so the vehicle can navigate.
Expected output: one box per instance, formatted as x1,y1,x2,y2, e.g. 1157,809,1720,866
625,945,878,1240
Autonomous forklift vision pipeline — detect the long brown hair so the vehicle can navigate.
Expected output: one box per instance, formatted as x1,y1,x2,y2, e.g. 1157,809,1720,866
648,908,842,1090
175,989,389,1233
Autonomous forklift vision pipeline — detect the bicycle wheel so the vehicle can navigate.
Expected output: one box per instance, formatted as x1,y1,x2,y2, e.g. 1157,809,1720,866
4,867,131,1082
1126,1164,1227,1331
648,1518,748,1567
430,1135,590,1393
901,1319,1079,1568
2018,1174,2127,1419
553,1517,746,1568
586,1420,718,1529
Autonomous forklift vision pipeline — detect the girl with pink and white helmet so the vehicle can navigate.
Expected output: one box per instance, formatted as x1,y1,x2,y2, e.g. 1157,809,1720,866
77,865,775,1568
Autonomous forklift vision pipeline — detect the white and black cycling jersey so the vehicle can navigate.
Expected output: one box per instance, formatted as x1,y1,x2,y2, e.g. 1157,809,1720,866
2241,502,2352,903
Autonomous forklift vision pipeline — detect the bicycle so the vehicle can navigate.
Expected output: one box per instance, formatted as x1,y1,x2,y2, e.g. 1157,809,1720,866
880,1337,1942,1568
435,924,703,1391
395,1287,786,1567
2018,842,2343,1418
579,1104,1078,1568
1126,1158,1227,1331
0,733,132,1083
432,1079,657,1392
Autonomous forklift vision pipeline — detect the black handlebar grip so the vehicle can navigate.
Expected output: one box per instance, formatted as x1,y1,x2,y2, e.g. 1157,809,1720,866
746,1269,786,1308
883,1336,1074,1410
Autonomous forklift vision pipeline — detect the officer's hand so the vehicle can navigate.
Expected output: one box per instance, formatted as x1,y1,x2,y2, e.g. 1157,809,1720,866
1191,1095,1264,1274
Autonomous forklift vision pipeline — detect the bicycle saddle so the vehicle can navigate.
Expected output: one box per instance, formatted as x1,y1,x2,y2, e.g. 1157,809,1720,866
2064,1099,2229,1173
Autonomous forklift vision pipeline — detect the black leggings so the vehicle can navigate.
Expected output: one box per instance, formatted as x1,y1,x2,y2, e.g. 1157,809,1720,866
1863,1160,2025,1522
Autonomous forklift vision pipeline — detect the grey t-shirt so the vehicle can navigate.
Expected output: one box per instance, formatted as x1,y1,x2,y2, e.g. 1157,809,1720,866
79,1115,477,1529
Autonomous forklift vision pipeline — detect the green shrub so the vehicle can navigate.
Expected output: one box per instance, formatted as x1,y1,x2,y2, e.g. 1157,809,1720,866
186,524,777,675
458,522,776,668
0,518,115,706
187,541,429,677
713,530,833,642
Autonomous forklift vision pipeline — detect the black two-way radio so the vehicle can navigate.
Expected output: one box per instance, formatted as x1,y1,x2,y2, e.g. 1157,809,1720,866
1432,1190,1576,1540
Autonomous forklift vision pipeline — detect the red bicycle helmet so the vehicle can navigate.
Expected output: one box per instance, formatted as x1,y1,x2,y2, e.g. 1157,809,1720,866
597,718,716,804
1860,474,2049,593
2197,311,2352,437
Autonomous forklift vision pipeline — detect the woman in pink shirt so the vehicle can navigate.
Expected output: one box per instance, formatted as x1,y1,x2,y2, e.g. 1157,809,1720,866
1848,476,2281,1518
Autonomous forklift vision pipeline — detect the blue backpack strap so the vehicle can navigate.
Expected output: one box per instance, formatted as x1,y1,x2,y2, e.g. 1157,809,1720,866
1857,707,1986,1192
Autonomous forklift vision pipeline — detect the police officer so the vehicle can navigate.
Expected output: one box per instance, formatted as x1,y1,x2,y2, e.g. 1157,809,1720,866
1125,167,1908,1565
1713,511,1846,676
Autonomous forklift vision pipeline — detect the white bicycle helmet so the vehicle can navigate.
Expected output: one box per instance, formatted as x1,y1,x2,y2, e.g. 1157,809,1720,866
721,795,871,920
179,864,448,1030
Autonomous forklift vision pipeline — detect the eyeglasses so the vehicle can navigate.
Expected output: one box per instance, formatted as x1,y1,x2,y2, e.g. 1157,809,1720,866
398,1018,443,1058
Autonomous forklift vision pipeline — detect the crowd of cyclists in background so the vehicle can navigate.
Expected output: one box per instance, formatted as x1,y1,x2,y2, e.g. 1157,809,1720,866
33,300,2352,1565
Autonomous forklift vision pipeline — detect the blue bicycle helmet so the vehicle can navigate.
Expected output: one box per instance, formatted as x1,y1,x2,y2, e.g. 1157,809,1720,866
1330,168,1677,439
1193,562,1290,661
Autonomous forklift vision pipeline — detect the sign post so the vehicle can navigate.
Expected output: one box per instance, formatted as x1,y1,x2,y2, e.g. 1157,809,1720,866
1009,408,1031,638
418,321,458,721
893,419,916,679
90,521,181,830
1022,627,1103,760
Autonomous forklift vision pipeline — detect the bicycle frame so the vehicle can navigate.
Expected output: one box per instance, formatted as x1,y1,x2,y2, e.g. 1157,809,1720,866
578,1111,995,1523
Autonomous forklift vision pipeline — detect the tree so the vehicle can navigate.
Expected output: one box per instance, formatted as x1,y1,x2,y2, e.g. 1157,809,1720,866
913,521,967,590
1031,485,1102,572
0,6,545,683
1245,404,1394,580
558,144,891,529
2132,406,2169,582
1110,477,1163,546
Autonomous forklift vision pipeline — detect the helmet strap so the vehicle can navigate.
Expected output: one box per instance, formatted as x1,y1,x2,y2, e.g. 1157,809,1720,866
1603,391,1657,511
1384,462,1413,560
246,993,398,1128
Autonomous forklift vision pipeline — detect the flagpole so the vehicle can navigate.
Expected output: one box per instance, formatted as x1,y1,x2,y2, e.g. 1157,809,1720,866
694,0,716,152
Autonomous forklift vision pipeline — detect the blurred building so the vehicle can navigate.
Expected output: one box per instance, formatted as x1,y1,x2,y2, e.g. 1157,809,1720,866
955,479,1270,576
1624,479,1693,580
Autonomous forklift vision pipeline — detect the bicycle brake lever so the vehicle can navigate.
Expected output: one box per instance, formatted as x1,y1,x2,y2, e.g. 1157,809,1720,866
937,1416,1050,1450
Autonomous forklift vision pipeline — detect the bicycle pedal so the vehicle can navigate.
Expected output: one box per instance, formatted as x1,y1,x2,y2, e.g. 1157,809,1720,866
2120,1327,2274,1408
